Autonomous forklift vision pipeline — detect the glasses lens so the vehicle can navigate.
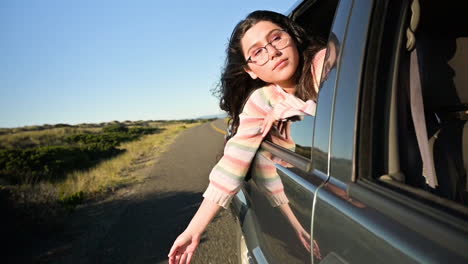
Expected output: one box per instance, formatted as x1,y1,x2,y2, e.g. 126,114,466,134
272,32,289,50
251,48,268,65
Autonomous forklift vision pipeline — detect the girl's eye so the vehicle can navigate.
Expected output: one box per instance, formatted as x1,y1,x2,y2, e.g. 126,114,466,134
271,35,282,42
253,49,263,57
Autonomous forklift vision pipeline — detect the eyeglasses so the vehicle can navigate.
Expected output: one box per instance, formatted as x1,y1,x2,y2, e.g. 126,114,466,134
245,29,291,66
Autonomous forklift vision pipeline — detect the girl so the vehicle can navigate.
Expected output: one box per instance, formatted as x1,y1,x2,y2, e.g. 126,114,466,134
168,10,326,264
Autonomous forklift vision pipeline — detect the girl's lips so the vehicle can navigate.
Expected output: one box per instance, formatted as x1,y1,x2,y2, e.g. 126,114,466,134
273,59,288,70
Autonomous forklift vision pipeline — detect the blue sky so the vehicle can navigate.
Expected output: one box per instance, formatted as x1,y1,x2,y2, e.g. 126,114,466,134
0,0,297,128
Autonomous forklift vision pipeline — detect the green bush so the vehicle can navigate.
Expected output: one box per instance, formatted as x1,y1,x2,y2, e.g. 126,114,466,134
66,133,137,147
128,126,161,135
102,123,128,133
0,124,163,185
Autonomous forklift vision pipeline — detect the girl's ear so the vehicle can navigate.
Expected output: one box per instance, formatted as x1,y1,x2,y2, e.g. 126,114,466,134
244,67,258,79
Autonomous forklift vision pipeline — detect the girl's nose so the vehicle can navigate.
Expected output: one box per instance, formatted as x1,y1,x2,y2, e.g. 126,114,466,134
266,44,282,60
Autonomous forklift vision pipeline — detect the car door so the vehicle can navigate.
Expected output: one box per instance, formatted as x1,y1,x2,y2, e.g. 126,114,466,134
312,0,468,263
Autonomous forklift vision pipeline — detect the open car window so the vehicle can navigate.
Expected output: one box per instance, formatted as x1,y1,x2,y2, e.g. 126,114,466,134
361,0,468,216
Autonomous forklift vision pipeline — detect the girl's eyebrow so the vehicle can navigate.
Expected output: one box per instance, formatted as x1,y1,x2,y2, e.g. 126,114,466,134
246,28,283,54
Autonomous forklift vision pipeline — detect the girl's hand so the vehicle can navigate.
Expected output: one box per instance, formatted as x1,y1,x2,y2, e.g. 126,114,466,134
313,239,322,261
261,110,277,138
168,231,201,264
294,226,312,253
293,225,322,260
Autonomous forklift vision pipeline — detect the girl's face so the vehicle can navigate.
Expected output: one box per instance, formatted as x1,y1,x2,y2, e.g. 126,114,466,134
241,21,300,88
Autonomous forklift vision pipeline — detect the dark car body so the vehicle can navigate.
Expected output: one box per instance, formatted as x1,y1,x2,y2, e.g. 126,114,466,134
230,0,468,263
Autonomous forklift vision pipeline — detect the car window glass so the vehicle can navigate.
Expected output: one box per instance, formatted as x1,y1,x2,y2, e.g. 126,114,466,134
329,0,371,183
360,0,468,214
312,0,351,174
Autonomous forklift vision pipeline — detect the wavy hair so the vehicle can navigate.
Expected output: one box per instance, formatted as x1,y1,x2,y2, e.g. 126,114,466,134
213,10,324,137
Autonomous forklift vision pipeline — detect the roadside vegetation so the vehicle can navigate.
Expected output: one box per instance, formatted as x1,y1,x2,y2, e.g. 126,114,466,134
0,118,215,225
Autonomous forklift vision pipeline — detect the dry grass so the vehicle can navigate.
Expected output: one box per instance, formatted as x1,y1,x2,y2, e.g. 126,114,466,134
56,122,199,198
0,127,101,149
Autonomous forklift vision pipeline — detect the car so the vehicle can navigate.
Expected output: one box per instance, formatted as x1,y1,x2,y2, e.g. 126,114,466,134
229,0,468,263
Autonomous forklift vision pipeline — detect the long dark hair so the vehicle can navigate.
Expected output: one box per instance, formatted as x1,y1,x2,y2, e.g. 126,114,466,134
214,10,324,137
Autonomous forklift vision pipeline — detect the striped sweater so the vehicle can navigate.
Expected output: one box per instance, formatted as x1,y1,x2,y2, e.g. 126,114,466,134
203,48,326,209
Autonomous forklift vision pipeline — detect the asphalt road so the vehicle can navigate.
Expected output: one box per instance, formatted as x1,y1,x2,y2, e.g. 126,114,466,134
15,119,238,264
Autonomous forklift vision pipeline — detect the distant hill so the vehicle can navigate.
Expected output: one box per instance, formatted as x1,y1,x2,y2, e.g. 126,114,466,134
195,113,227,120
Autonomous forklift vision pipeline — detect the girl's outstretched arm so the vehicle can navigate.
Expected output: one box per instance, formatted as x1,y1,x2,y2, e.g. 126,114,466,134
168,198,222,264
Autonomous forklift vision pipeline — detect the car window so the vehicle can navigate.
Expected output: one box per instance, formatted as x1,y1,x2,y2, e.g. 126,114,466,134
360,0,468,215
328,0,371,183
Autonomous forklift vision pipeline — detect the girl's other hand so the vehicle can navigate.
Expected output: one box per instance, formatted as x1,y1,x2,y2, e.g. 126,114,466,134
295,225,312,253
168,231,201,264
261,109,277,138
277,120,287,136
294,226,322,260
313,239,322,260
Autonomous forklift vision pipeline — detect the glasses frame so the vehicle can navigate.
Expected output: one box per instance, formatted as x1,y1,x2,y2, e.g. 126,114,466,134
245,29,291,66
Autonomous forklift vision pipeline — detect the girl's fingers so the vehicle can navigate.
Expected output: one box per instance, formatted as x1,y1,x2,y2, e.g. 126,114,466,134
186,253,194,264
303,239,311,252
313,240,322,260
168,243,179,257
168,248,178,264
301,235,311,252
277,121,283,133
179,252,188,264
168,248,175,258
175,254,181,264
280,121,286,134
